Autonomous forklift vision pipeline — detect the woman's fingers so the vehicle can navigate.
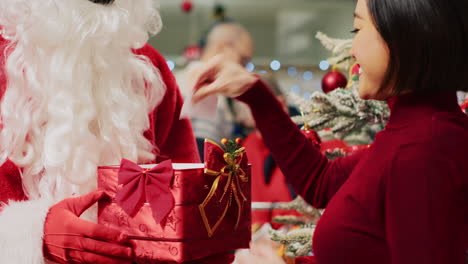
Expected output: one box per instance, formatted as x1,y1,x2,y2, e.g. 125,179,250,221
190,55,223,92
192,79,223,103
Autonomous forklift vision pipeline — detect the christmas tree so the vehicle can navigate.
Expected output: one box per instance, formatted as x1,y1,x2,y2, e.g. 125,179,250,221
269,197,321,258
289,32,390,146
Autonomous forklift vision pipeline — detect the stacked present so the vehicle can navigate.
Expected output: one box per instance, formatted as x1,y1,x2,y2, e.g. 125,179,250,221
97,139,251,263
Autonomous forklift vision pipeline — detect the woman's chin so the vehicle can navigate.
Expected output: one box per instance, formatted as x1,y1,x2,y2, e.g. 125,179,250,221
358,84,387,101
357,85,373,100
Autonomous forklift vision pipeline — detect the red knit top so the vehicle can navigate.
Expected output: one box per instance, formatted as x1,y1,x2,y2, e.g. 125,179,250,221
238,80,468,264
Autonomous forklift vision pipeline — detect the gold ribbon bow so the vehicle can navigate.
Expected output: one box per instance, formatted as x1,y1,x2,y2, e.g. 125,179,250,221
198,140,249,237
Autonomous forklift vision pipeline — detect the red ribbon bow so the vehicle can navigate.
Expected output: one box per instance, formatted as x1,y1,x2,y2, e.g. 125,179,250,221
199,140,249,237
116,159,174,223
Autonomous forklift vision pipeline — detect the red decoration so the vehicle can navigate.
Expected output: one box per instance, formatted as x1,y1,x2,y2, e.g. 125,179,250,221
201,140,249,237
349,63,361,84
181,0,193,13
183,45,202,61
461,99,468,114
320,139,347,152
350,63,360,76
321,69,348,93
301,127,321,149
235,138,242,144
343,144,371,155
116,159,174,223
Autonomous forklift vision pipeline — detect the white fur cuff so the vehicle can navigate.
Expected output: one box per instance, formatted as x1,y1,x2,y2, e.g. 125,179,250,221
0,198,55,264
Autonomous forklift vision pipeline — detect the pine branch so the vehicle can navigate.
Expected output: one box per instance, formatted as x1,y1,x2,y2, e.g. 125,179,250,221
288,83,390,143
276,197,322,218
272,216,310,226
270,226,315,257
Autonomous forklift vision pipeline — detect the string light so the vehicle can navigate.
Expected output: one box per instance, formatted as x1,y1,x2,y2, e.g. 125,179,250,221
245,62,255,72
166,60,175,71
319,60,330,71
270,60,281,71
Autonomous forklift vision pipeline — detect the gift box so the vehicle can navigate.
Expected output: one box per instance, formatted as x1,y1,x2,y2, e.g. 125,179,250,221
98,140,251,263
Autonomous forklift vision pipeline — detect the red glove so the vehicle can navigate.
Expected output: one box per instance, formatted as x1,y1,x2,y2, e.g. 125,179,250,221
43,190,133,264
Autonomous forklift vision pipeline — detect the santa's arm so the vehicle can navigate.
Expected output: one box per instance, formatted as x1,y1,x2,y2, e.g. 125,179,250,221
0,162,54,264
136,44,200,163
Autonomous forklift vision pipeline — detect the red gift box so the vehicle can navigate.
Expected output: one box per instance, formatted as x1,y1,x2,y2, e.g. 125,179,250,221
97,140,251,263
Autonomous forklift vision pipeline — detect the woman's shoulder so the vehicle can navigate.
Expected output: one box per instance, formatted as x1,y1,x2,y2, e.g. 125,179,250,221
430,111,468,155
388,110,468,169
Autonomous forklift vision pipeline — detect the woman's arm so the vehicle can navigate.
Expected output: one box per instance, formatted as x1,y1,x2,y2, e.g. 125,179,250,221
238,80,365,208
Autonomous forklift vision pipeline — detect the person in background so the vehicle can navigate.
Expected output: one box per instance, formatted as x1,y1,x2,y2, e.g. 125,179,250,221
242,73,299,226
0,0,208,263
189,0,468,263
176,22,253,160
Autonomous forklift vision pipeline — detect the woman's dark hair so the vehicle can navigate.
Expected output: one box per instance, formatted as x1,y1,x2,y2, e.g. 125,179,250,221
89,0,115,4
367,0,468,94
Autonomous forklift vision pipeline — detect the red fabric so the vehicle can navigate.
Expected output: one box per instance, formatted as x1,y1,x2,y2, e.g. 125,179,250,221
43,190,133,264
0,36,199,206
116,159,174,223
295,256,318,264
238,80,468,264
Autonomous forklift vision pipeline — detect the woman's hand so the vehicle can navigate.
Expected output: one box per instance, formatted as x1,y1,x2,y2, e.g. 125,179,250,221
190,54,259,103
43,190,133,264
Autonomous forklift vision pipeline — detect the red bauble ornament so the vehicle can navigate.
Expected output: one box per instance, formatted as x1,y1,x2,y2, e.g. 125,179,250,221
343,144,370,155
321,70,348,93
320,139,347,152
181,1,193,13
301,127,322,149
183,45,201,61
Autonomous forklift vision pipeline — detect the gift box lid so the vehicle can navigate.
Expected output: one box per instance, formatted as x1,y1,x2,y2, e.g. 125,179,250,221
99,163,205,170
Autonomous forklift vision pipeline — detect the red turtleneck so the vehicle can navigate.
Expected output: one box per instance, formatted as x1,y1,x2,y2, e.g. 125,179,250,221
238,80,468,264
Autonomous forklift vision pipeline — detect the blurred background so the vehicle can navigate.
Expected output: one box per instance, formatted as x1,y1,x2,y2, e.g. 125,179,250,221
150,0,355,94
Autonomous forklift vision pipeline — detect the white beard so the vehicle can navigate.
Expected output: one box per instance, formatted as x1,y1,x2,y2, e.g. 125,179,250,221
0,0,166,200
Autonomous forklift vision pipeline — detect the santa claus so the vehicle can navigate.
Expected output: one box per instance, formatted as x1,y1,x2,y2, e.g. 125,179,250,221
0,0,205,263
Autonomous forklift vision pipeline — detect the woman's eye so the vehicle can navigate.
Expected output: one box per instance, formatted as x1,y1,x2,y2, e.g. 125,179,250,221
350,28,360,34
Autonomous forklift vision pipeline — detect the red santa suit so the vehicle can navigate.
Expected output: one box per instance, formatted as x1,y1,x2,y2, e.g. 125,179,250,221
0,34,200,263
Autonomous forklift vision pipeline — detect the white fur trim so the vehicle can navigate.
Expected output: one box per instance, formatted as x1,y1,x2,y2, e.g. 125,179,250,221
0,198,55,264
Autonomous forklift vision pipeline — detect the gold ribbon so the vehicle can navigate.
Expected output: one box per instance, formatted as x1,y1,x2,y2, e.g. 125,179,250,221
198,142,249,237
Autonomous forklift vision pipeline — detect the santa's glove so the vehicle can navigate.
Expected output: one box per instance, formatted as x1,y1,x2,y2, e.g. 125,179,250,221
43,190,133,264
